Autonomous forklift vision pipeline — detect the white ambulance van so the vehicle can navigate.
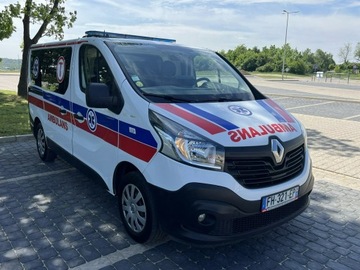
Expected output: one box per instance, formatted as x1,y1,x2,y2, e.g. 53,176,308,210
28,31,314,245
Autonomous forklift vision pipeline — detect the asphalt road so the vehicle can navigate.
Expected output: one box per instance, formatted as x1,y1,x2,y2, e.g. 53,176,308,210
0,73,19,92
252,79,360,122
1,78,360,269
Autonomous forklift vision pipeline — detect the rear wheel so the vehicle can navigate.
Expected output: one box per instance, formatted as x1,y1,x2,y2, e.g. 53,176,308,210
118,172,163,243
35,123,56,162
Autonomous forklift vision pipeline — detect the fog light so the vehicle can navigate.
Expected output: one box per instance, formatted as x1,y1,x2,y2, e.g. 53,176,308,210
198,213,206,223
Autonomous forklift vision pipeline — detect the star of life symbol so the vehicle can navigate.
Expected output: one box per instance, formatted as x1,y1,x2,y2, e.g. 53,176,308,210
32,57,40,78
86,109,97,132
271,139,285,164
228,105,252,116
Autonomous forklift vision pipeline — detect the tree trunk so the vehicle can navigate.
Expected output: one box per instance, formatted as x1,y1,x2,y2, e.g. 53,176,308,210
17,45,30,98
17,0,32,98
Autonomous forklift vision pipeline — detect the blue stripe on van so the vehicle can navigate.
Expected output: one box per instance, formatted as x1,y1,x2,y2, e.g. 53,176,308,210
31,90,157,152
43,92,71,110
257,99,287,123
177,103,238,131
119,121,157,148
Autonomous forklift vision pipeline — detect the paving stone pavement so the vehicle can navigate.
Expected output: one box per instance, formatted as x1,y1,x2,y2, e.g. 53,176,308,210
0,118,359,270
1,112,360,268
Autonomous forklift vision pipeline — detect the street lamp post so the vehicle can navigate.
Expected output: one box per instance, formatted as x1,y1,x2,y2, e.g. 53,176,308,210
281,10,299,80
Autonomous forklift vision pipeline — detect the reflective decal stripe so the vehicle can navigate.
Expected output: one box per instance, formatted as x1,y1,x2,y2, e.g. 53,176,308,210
118,121,157,162
177,103,238,131
257,99,287,123
28,95,44,109
119,121,157,148
119,134,157,162
43,92,71,111
28,89,158,162
157,103,226,135
264,99,295,123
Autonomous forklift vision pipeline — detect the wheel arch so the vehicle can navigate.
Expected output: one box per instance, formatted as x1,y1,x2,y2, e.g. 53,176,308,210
113,161,141,196
33,117,41,136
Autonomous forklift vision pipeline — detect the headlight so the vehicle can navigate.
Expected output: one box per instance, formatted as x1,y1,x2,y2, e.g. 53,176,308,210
150,111,224,170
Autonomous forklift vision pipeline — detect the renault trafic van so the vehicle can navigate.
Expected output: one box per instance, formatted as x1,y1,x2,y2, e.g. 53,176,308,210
28,31,314,245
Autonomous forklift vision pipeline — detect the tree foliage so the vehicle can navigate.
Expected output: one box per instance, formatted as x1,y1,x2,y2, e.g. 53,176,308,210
354,42,360,62
338,43,352,64
0,0,77,97
221,44,336,75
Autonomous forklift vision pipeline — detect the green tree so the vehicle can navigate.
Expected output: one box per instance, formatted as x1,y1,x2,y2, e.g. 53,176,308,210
221,44,335,75
354,42,360,62
338,43,352,64
314,49,335,72
0,0,77,97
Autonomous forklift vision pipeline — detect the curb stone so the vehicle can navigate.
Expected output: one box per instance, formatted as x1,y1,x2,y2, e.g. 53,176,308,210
0,134,34,143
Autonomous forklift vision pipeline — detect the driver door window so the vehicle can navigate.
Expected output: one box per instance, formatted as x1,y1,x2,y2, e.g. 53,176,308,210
79,45,116,93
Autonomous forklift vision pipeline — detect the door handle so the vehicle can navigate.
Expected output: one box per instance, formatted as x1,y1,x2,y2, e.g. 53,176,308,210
59,108,67,115
74,112,85,123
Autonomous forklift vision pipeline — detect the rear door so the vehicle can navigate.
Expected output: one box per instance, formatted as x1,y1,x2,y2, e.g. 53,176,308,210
28,47,74,154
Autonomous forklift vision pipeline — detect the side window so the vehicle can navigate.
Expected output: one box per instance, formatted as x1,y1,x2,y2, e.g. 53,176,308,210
30,47,72,94
79,45,116,93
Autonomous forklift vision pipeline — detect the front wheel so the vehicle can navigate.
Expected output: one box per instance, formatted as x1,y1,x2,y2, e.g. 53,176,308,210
35,123,57,162
118,172,163,243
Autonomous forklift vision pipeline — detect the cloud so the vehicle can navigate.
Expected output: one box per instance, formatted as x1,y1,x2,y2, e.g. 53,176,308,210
0,0,359,64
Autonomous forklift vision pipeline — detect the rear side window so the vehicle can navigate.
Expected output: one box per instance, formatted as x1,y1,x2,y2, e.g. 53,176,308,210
30,47,72,94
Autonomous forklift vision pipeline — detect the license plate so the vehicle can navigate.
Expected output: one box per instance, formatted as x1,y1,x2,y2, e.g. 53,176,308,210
261,186,299,212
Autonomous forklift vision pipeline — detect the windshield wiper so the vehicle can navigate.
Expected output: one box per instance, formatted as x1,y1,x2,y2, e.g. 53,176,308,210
142,92,192,103
195,96,243,103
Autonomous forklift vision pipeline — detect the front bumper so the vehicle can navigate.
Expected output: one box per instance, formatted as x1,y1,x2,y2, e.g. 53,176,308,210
149,169,314,246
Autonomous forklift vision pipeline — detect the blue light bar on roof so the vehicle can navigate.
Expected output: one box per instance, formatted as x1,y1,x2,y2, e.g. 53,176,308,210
84,30,176,43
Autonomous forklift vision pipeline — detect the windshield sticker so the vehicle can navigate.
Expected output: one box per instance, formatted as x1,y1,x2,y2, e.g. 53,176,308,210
228,123,297,142
56,56,66,83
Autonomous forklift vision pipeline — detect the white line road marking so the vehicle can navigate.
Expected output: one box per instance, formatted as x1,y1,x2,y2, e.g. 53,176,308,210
0,168,76,184
344,114,360,120
71,239,169,269
272,97,290,100
287,101,334,110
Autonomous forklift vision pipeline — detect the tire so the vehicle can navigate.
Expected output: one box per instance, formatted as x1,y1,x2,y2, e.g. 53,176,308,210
35,123,57,162
118,172,163,243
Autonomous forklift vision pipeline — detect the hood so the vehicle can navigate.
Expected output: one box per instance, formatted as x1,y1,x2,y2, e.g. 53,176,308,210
149,99,302,147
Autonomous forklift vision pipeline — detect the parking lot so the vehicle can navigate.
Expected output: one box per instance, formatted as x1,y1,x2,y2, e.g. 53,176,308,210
1,78,360,269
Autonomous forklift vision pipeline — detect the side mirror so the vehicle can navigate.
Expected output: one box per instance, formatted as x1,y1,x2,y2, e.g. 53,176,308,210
86,83,118,108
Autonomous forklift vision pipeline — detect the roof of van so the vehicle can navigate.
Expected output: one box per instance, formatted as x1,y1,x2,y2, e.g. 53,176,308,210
31,30,176,49
84,31,176,43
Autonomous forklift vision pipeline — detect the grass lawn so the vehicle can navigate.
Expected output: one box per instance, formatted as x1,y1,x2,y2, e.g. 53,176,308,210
0,90,31,137
250,72,310,80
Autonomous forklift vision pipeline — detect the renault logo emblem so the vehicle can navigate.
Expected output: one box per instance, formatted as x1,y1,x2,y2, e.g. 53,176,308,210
271,139,285,164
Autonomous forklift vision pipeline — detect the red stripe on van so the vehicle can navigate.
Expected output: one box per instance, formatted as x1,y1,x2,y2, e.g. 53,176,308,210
265,99,295,123
96,125,118,146
118,134,157,162
157,104,226,135
74,120,118,147
43,101,72,123
28,95,44,109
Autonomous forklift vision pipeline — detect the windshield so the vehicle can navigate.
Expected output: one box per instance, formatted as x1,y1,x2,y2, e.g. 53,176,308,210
108,41,256,103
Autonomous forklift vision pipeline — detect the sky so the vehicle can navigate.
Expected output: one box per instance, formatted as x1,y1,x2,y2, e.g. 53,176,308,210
0,0,360,63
